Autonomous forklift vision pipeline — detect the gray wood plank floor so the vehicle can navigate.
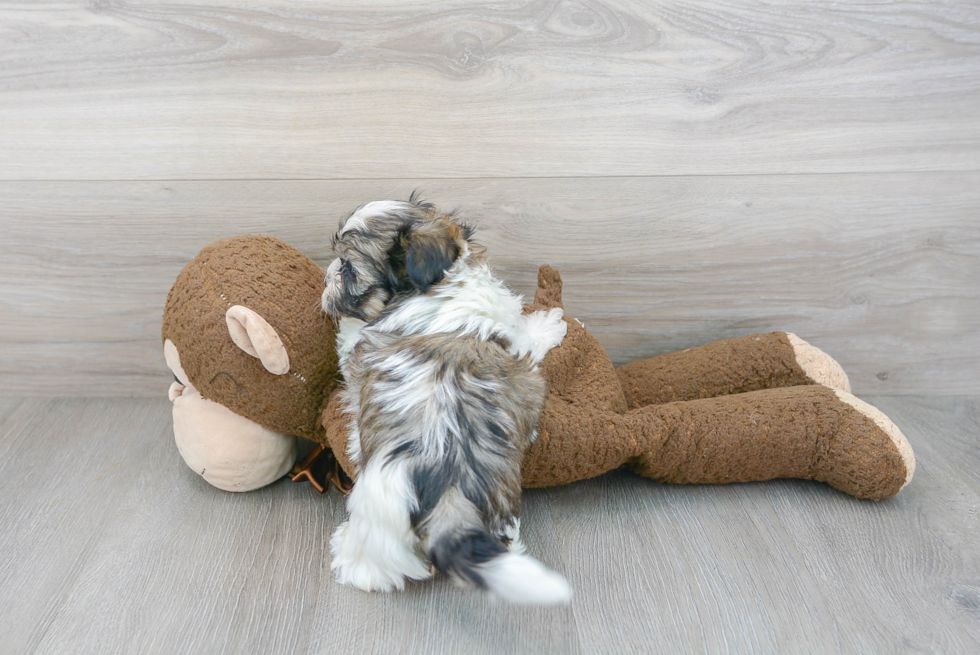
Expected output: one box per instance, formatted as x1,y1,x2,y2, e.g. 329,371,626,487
1,395,977,654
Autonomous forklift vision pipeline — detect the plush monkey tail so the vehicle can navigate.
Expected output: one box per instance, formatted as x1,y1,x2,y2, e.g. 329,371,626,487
532,264,564,310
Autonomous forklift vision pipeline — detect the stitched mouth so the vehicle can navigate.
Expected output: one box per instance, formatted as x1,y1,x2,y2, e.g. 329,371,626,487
209,371,243,392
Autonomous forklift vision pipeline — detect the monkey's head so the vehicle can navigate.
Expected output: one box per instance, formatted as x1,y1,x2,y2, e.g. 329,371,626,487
162,235,340,491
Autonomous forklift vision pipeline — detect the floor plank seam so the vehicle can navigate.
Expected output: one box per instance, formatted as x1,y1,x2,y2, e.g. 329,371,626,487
2,168,980,183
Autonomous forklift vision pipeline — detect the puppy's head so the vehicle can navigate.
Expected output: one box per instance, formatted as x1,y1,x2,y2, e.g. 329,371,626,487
322,198,474,321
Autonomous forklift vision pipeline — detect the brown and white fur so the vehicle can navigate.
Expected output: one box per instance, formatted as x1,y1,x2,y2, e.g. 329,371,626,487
322,197,571,604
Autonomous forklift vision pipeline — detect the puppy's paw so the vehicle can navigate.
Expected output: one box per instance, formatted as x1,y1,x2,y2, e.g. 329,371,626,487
332,556,404,593
329,520,430,593
537,307,568,347
523,308,567,362
330,522,400,592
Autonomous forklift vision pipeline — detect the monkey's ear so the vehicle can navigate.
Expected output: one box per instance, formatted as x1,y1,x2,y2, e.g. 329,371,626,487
405,222,459,292
225,305,290,375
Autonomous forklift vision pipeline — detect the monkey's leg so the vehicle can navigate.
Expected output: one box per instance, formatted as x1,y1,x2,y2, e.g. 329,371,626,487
616,332,850,409
624,385,913,501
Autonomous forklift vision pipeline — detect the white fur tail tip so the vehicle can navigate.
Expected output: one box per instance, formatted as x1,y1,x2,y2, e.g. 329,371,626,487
477,552,572,605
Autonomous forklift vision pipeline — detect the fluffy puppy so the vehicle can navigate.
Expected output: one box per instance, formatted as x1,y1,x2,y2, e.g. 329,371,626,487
322,197,571,604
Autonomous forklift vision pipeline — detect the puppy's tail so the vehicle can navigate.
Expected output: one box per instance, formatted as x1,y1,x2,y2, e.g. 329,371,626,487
426,521,571,605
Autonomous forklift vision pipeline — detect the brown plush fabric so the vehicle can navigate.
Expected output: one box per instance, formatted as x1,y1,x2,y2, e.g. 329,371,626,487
164,238,912,501
162,235,340,442
616,332,815,408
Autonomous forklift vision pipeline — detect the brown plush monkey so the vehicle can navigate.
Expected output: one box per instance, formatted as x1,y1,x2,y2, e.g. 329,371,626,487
163,236,913,500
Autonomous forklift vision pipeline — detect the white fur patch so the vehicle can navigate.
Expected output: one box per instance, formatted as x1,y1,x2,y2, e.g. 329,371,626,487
475,552,572,605
330,454,431,592
340,201,405,236
335,317,367,366
519,307,568,363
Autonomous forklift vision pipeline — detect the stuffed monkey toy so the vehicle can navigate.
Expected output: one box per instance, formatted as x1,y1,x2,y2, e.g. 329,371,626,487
163,236,914,500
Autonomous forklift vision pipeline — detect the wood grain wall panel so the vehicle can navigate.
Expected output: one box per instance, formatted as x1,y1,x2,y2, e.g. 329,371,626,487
1,174,976,396
0,1,977,179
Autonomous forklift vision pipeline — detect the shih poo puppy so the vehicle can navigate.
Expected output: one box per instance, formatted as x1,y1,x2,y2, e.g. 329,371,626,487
321,196,571,604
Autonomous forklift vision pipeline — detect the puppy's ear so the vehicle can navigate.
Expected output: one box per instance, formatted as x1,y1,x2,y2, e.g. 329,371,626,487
405,222,459,292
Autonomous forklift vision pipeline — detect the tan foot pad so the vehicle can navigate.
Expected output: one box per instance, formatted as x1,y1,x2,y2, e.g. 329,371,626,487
787,333,851,392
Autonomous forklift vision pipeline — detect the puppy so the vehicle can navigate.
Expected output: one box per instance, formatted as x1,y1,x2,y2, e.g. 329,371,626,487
321,197,571,604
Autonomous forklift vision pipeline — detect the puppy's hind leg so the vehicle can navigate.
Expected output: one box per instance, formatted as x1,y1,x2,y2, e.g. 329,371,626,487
330,456,431,592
